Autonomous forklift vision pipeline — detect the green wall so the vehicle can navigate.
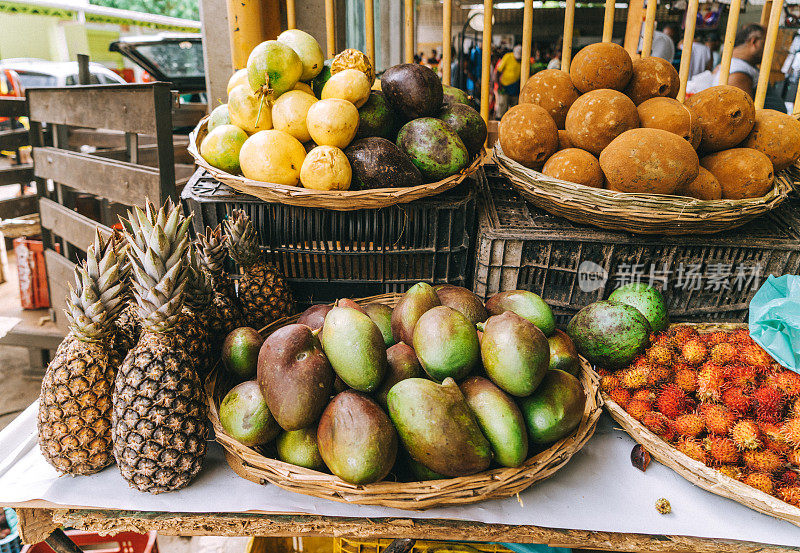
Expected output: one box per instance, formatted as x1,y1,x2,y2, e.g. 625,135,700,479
0,13,60,59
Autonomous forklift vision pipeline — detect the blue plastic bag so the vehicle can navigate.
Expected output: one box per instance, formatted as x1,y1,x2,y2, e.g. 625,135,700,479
749,274,800,373
499,543,571,553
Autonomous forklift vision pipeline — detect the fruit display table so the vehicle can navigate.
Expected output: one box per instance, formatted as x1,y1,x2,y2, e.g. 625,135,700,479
2,404,798,553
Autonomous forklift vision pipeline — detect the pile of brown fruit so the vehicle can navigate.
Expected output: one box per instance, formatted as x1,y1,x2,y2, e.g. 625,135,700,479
499,42,800,200
600,325,800,506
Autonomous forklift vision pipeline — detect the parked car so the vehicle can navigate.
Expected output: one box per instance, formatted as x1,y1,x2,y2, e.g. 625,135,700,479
0,68,23,130
0,59,127,90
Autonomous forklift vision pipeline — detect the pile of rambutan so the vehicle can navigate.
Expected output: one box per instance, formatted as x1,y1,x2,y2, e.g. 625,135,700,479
600,325,800,507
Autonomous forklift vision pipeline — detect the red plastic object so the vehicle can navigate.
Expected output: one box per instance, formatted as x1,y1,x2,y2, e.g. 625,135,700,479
13,238,52,310
21,531,158,553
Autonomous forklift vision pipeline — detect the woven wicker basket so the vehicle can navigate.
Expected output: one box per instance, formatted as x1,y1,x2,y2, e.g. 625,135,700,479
599,323,800,528
493,145,795,236
207,293,603,510
188,117,483,210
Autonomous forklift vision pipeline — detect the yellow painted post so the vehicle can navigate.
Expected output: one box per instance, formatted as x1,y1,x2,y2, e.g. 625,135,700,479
562,0,575,71
641,0,657,57
794,78,800,114
761,0,773,26
325,0,336,58
405,0,414,63
677,0,700,101
718,0,742,84
286,0,296,29
443,0,452,85
480,0,493,124
755,0,784,109
226,0,268,69
602,0,615,42
365,0,375,66
520,0,533,88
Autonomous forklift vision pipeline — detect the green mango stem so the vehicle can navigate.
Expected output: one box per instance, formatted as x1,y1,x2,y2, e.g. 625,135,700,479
476,322,485,332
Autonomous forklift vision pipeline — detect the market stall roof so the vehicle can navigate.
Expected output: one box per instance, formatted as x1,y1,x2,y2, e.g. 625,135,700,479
1,403,798,548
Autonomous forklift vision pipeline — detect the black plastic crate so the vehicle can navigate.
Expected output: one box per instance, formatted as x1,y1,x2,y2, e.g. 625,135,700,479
474,165,800,326
181,169,477,306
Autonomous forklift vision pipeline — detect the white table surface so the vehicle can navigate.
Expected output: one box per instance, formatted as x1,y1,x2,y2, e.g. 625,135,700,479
1,402,798,547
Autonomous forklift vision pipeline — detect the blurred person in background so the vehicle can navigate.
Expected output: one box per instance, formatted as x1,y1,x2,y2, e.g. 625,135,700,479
679,34,712,78
494,44,522,117
547,47,562,70
705,33,722,67
638,23,676,62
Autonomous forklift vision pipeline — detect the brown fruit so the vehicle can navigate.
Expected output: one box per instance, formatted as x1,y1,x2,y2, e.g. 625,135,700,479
569,42,633,93
519,69,580,128
623,57,679,105
674,166,722,200
557,130,573,151
685,85,755,152
740,109,800,172
542,148,604,189
637,97,701,149
565,89,639,156
700,148,774,199
599,128,700,195
499,103,558,168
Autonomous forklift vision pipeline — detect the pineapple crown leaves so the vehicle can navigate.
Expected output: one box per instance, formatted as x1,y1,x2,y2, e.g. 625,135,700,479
198,224,229,278
224,210,262,270
184,242,214,312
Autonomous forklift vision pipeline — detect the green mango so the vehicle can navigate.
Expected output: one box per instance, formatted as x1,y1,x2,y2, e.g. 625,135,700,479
608,283,667,333
219,380,280,446
396,118,469,182
413,306,480,381
485,290,556,336
375,342,422,409
363,302,395,347
434,284,488,325
480,311,549,397
390,282,441,345
321,306,387,392
519,369,586,445
311,59,333,98
460,376,528,467
548,329,581,377
387,377,492,477
317,391,398,484
222,327,264,380
566,300,650,369
355,90,397,140
407,456,447,481
276,428,326,470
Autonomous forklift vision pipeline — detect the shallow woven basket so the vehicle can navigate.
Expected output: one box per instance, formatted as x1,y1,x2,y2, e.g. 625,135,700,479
207,292,603,510
493,145,794,236
189,117,483,210
599,322,800,527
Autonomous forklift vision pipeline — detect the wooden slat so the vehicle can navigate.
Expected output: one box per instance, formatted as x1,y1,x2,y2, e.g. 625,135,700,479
172,102,208,129
0,195,38,219
27,84,168,135
0,128,29,150
0,97,27,118
0,164,33,186
33,147,162,207
44,248,74,331
39,197,112,252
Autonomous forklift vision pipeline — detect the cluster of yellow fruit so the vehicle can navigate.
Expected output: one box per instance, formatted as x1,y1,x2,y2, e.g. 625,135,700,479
199,29,375,191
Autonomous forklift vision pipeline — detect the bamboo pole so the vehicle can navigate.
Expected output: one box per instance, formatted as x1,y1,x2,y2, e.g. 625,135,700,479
405,0,414,63
442,0,452,85
520,0,533,88
365,0,375,67
718,0,742,84
641,0,657,57
794,76,800,115
602,0,615,42
624,0,645,55
676,0,700,101
325,0,335,58
480,0,493,124
761,0,773,26
755,0,784,109
562,0,575,71
286,0,296,29
226,0,268,69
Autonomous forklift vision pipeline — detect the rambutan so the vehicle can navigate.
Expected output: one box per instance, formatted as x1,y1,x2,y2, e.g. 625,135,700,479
778,470,799,486
607,387,631,408
632,389,656,402
723,364,758,389
743,449,784,473
697,362,725,402
647,345,673,366
787,449,800,467
716,464,742,479
780,418,800,447
626,399,652,421
704,436,740,464
674,368,698,393
675,438,707,463
674,414,705,438
791,397,800,417
647,365,674,387
700,404,735,435
601,374,621,392
753,386,784,423
681,339,708,366
710,342,737,365
703,331,729,346
721,386,753,415
650,332,670,348
778,486,800,506
731,420,761,450
740,344,774,369
656,384,689,419
621,365,651,389
743,472,775,495
670,325,699,345
729,329,753,345
768,371,800,398
760,422,794,456
642,411,674,440
596,368,611,377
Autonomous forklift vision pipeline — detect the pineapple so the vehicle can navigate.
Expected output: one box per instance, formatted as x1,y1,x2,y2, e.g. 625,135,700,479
173,244,215,378
110,230,139,358
113,201,208,493
38,230,124,475
197,224,244,340
225,210,294,329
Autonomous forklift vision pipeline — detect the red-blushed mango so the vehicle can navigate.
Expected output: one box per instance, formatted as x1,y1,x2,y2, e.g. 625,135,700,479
321,306,387,392
276,428,325,470
363,302,395,347
219,380,280,446
434,284,488,325
499,103,558,168
548,329,581,376
374,342,423,409
296,304,332,331
674,166,722,200
391,282,440,345
485,290,555,336
413,306,481,381
740,109,800,171
637,97,701,149
519,69,579,129
685,85,755,152
623,57,679,105
542,148,604,189
519,369,586,444
599,128,699,195
565,89,639,156
569,42,633,93
700,148,774,199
